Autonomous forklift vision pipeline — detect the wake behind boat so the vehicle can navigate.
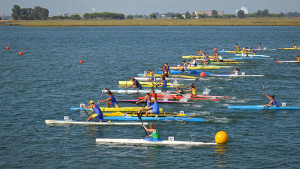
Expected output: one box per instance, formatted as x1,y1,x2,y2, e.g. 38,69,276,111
227,105,300,110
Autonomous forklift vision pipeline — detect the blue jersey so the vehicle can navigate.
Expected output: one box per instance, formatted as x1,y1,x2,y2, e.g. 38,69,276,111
146,96,152,107
110,95,118,106
93,105,103,120
134,80,143,90
151,102,159,115
272,99,278,107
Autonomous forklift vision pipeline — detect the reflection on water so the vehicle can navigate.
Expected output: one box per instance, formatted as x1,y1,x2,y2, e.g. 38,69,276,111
215,144,228,168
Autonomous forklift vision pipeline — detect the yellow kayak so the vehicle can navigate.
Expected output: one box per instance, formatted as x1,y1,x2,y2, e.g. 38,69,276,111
103,112,196,117
71,107,163,112
182,55,214,59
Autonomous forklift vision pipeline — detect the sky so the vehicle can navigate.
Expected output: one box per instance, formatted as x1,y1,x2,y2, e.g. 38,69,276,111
1,0,300,16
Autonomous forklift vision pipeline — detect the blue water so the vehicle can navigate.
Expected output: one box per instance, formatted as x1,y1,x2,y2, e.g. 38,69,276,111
0,26,299,168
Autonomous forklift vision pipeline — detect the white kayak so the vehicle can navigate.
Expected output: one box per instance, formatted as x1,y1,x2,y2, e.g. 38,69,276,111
95,138,217,146
45,120,148,126
134,77,198,81
235,54,270,57
102,89,162,94
275,61,300,63
209,74,264,77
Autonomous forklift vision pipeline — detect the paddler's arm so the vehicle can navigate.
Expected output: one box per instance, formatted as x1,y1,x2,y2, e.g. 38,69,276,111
81,105,92,109
263,93,271,100
98,97,111,103
142,124,156,133
184,88,192,92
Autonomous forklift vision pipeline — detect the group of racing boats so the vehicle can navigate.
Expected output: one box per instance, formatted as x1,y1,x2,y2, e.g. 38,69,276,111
46,42,299,146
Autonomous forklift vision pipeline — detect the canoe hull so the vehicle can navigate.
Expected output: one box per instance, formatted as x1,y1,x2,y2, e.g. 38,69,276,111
227,105,300,110
45,120,148,125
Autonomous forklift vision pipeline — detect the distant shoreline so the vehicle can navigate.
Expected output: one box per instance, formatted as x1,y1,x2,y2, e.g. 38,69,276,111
1,18,300,27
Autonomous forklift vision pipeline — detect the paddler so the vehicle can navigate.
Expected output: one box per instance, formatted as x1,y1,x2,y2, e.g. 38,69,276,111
202,55,211,65
172,87,184,96
158,76,167,88
297,55,300,61
292,42,297,49
197,49,205,56
189,56,197,67
232,68,240,75
138,98,160,117
146,69,156,82
81,100,103,122
142,124,160,139
263,93,278,107
258,43,262,49
125,76,143,90
184,84,197,95
234,44,240,52
179,60,188,72
136,93,152,108
150,89,158,101
98,88,120,108
160,65,169,78
250,48,256,55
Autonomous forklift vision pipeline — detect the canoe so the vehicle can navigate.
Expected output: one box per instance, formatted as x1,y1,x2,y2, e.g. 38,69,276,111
227,105,300,110
70,107,163,112
102,112,195,117
278,48,300,50
118,100,194,104
235,54,270,57
275,61,300,63
95,138,217,146
157,70,212,75
246,48,277,51
136,73,197,79
45,120,148,126
102,89,162,94
226,57,268,60
103,116,205,122
134,77,197,81
118,81,184,87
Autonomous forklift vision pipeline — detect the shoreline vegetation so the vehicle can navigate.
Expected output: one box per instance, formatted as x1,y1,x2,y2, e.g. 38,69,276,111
1,18,300,27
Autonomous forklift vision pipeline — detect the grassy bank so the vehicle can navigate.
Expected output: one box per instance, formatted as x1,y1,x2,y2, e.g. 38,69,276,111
1,18,300,27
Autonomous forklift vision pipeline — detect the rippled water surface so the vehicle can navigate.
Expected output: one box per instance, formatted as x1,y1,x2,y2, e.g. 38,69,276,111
0,26,299,168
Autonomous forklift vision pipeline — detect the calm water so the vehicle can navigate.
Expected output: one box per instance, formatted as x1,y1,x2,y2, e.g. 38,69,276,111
0,26,299,168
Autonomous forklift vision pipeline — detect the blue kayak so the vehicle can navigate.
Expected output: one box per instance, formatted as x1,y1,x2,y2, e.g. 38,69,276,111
226,57,268,60
103,116,205,122
157,70,212,75
227,105,300,110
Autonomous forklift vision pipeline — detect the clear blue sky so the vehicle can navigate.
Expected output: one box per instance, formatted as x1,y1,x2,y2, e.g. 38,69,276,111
1,0,299,16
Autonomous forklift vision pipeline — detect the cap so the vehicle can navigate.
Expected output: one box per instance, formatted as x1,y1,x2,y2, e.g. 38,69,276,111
89,100,94,104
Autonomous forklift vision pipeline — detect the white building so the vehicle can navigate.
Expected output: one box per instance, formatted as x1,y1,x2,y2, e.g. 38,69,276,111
236,3,248,15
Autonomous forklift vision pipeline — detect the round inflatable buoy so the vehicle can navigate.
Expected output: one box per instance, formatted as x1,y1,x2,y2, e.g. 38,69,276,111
215,131,228,144
214,48,217,52
6,46,10,50
200,72,205,77
19,51,23,55
79,60,83,64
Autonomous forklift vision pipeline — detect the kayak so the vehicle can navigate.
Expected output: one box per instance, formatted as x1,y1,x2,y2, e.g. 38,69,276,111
155,94,230,99
70,107,163,112
219,50,251,53
246,48,276,51
226,57,268,60
134,77,198,81
102,112,195,117
95,138,217,146
45,119,148,126
102,89,162,94
170,66,220,70
117,100,194,104
157,70,212,75
103,116,205,122
275,61,300,63
137,73,197,79
182,55,214,59
235,54,270,57
278,48,300,50
118,81,185,87
138,96,220,101
208,74,264,77
227,105,300,110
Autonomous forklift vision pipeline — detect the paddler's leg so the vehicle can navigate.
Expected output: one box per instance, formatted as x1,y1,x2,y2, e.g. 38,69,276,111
87,114,97,122
107,101,111,108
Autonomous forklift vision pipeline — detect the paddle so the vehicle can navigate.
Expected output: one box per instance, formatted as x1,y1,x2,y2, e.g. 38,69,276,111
137,103,147,136
97,88,105,105
81,106,90,117
263,83,266,109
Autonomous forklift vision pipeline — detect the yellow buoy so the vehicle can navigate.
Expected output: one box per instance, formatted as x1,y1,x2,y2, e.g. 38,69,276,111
215,131,228,144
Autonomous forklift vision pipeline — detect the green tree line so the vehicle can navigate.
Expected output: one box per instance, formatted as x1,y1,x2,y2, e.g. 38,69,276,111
12,5,49,20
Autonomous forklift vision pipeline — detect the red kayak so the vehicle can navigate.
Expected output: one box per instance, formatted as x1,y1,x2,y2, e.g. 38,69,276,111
138,96,220,101
156,93,230,99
